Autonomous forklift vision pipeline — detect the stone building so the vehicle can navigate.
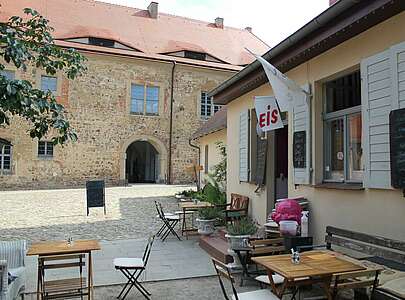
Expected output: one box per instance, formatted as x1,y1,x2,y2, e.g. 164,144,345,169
0,0,268,189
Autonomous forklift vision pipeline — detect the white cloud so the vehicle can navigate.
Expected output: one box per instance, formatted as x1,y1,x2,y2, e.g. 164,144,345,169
98,0,329,47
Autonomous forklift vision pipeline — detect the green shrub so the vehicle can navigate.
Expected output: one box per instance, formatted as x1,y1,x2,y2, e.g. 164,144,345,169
198,207,221,220
227,217,258,236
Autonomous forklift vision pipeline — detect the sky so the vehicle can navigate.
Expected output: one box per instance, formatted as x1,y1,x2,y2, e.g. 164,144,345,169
99,0,330,47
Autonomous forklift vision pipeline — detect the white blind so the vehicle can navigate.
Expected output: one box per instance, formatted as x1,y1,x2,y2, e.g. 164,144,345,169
361,41,405,189
239,110,249,182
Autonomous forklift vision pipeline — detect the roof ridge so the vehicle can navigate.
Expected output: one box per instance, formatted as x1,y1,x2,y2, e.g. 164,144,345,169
92,0,142,11
92,0,253,33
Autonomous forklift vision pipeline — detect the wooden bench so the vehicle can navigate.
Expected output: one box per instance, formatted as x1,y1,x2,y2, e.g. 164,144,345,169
325,226,405,300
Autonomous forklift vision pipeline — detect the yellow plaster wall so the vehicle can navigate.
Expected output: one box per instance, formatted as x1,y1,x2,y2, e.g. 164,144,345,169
226,11,405,242
197,129,226,186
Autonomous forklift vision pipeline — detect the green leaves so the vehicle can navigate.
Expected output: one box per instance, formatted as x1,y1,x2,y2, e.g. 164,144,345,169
0,8,86,145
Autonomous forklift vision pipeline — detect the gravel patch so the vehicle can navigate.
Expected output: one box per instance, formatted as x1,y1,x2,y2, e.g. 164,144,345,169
0,184,192,243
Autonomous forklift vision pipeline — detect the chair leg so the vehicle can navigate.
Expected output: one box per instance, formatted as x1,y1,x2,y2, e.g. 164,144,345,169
118,268,151,300
161,220,181,242
156,222,166,236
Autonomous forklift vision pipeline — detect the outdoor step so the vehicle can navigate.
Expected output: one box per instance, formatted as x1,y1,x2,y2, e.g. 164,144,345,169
199,234,233,264
217,228,228,241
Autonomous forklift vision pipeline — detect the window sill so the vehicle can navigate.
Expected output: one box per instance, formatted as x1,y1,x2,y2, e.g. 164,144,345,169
314,182,364,190
130,113,159,117
38,155,54,160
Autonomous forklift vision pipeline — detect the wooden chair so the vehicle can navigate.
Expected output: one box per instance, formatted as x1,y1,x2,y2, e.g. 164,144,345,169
218,194,249,224
325,226,394,299
212,258,278,300
39,254,87,299
248,238,289,287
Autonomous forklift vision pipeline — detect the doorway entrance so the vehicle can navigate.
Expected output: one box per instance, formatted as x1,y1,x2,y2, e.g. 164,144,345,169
275,126,288,200
125,141,159,183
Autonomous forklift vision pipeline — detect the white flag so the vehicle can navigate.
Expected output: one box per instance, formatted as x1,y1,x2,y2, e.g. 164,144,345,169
254,96,284,132
247,50,308,112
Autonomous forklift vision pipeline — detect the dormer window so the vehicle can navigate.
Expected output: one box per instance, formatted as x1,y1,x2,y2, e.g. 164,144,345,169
89,37,115,48
63,37,138,51
184,51,206,61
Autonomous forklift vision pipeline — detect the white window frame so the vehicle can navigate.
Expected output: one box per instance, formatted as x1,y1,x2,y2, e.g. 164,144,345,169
130,84,159,116
0,144,12,175
41,75,58,95
323,71,363,183
201,92,223,119
38,141,54,158
1,70,15,81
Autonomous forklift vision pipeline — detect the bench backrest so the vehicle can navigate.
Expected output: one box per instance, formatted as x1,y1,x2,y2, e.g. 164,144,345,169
230,193,249,211
325,226,405,264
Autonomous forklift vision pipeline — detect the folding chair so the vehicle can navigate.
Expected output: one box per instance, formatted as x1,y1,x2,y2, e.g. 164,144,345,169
212,258,279,300
155,201,181,241
114,235,155,300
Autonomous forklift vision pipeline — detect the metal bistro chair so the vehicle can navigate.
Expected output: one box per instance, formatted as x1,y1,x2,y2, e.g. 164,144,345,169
114,235,155,300
212,258,278,300
155,202,181,242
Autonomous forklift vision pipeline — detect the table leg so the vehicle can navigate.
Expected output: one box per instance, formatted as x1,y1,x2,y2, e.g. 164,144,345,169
37,258,41,300
321,276,333,300
182,208,186,237
267,271,290,299
235,250,249,287
88,252,93,300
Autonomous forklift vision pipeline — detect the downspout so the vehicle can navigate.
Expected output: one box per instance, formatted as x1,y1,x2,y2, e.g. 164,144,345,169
168,61,176,184
189,138,201,191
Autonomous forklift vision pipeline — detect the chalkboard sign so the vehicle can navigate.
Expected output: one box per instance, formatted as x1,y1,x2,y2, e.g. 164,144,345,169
390,108,405,189
86,180,106,215
255,139,267,185
293,131,306,168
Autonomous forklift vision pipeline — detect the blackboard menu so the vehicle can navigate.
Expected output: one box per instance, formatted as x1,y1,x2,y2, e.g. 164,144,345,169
390,108,405,189
255,139,267,185
86,180,106,215
293,131,306,168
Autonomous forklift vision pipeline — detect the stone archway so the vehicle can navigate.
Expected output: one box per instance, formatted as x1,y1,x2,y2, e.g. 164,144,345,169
120,135,167,184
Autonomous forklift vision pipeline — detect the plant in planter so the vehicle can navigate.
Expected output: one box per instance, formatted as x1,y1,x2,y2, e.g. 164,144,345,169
226,217,258,249
196,207,220,236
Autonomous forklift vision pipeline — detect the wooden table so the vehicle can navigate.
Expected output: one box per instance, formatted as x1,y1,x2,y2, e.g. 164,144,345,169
252,250,366,300
178,201,213,237
27,240,101,300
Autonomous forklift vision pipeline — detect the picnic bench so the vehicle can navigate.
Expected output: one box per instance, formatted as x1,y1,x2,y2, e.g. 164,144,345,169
325,226,405,300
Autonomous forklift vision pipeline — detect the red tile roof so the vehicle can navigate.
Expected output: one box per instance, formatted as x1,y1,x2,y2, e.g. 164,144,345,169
192,107,227,140
0,0,269,67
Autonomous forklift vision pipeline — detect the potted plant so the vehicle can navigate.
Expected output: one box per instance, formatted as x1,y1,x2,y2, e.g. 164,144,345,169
225,217,258,249
196,207,220,235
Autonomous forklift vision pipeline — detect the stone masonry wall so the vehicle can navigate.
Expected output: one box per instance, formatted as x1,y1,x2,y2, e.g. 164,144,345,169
0,53,234,189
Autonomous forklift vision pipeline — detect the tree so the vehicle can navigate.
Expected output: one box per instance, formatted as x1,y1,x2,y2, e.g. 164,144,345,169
0,8,87,145
209,141,227,187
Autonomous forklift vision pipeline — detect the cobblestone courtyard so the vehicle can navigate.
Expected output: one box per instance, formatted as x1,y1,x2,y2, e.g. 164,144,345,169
0,184,191,242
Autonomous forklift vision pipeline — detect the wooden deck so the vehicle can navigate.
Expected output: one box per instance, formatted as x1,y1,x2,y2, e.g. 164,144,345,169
199,229,233,264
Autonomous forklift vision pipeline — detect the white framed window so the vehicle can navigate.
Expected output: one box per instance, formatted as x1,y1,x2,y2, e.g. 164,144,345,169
323,70,363,183
38,141,54,157
201,92,223,119
0,143,12,175
146,86,159,115
41,75,57,94
1,70,15,81
131,84,159,116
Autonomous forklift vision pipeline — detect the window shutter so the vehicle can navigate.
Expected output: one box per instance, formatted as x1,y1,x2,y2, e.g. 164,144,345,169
362,41,405,189
239,110,250,182
292,85,311,185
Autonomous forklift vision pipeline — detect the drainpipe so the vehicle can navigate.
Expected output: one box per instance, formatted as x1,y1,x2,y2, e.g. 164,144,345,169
168,61,176,184
189,138,201,191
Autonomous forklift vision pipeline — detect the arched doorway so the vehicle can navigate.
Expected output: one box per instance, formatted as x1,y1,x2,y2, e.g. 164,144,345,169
126,141,160,183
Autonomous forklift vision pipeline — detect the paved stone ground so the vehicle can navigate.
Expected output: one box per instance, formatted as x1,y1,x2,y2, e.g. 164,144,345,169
0,184,192,242
25,276,346,300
